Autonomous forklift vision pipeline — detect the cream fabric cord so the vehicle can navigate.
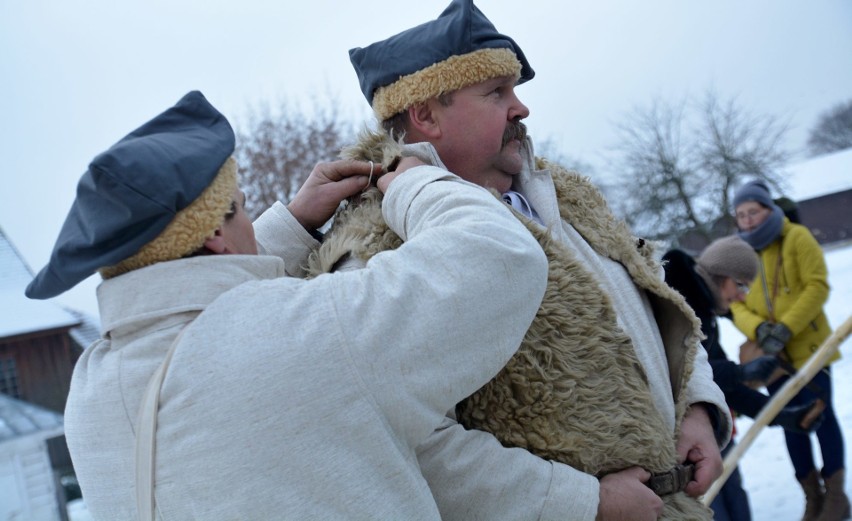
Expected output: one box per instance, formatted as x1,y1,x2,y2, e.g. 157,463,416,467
136,327,187,521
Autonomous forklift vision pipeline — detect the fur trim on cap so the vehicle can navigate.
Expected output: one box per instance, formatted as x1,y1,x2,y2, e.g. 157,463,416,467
372,47,521,121
99,156,238,279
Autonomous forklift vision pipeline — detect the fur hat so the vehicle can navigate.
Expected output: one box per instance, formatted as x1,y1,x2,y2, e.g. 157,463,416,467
696,235,758,283
26,91,236,299
349,0,534,120
733,179,775,210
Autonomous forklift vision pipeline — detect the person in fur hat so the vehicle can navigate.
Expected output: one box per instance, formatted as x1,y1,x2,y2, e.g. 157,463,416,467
26,90,550,519
731,179,848,521
308,1,732,519
663,235,826,521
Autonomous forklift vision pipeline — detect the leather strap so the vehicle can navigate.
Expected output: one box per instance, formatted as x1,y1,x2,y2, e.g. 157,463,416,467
646,463,695,496
136,327,187,521
759,242,784,323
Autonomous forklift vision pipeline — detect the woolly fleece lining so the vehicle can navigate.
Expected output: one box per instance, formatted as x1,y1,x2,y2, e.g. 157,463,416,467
372,48,521,120
99,157,238,279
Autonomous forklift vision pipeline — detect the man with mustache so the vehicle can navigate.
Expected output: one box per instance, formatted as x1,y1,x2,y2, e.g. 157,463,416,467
312,1,731,519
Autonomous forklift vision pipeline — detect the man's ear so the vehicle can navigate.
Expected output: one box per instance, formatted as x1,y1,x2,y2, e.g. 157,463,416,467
203,230,226,254
407,101,442,139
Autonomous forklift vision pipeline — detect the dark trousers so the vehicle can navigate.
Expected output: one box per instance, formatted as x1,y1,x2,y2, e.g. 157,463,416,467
710,441,752,521
767,367,846,479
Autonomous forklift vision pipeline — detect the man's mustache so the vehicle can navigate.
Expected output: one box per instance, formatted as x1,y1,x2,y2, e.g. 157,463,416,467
502,120,527,147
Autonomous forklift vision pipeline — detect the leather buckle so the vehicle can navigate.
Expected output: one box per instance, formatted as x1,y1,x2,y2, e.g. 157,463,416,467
646,463,695,496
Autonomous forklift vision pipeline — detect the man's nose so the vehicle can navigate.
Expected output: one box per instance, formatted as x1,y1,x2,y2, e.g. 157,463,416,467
509,92,530,120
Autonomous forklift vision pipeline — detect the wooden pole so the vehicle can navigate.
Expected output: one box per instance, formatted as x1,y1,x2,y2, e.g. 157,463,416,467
702,314,852,506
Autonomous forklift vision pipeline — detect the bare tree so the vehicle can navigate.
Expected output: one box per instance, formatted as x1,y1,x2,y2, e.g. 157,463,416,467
234,96,356,219
694,92,790,223
807,98,852,157
609,98,705,242
608,90,791,246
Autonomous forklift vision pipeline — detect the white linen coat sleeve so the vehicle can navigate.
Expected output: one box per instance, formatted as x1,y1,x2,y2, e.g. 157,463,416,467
683,339,733,447
418,416,600,521
328,165,549,451
253,201,319,278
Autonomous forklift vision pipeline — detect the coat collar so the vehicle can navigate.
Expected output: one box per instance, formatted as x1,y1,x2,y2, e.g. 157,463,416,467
512,138,561,227
97,255,287,336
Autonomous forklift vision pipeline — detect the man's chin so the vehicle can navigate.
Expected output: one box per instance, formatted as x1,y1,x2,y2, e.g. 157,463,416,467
488,172,516,194
497,142,525,170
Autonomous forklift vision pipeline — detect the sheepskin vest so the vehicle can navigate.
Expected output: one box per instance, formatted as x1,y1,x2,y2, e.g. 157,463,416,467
308,133,711,519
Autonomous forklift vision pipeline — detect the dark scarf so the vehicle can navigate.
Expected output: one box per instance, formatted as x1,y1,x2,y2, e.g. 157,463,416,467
738,205,784,250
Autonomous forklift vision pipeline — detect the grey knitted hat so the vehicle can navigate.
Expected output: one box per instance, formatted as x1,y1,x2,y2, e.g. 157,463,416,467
696,235,759,283
733,179,775,210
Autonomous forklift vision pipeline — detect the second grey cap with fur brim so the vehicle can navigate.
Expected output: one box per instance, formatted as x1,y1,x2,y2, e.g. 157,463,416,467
25,91,235,300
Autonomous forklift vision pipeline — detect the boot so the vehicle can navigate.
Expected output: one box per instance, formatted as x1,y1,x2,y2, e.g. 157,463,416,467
799,470,825,521
817,469,851,521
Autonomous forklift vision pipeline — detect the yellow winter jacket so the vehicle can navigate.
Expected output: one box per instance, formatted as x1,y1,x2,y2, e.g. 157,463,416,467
731,219,838,369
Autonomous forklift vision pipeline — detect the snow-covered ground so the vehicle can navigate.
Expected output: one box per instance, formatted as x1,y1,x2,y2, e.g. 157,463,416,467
718,244,852,520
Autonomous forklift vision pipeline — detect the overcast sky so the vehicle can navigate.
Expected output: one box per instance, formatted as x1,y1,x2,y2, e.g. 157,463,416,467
2,0,850,318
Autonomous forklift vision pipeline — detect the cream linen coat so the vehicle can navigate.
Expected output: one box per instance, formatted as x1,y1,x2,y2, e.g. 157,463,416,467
64,168,548,520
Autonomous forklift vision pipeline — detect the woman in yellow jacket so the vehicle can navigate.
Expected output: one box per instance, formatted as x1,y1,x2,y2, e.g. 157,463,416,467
731,180,847,521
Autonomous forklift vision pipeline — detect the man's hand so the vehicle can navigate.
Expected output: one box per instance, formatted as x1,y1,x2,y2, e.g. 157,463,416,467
287,160,372,232
676,404,723,497
596,467,663,521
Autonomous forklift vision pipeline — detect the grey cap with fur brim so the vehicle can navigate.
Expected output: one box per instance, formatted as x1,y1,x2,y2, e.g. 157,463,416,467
349,0,534,120
26,91,235,299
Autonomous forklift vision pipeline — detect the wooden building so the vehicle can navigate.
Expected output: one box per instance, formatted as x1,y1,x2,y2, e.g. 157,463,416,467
1,226,100,520
0,393,66,521
0,228,82,414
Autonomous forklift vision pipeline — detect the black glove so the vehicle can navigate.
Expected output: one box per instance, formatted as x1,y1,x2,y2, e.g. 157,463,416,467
737,355,780,384
771,400,824,434
755,321,773,344
756,321,792,354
